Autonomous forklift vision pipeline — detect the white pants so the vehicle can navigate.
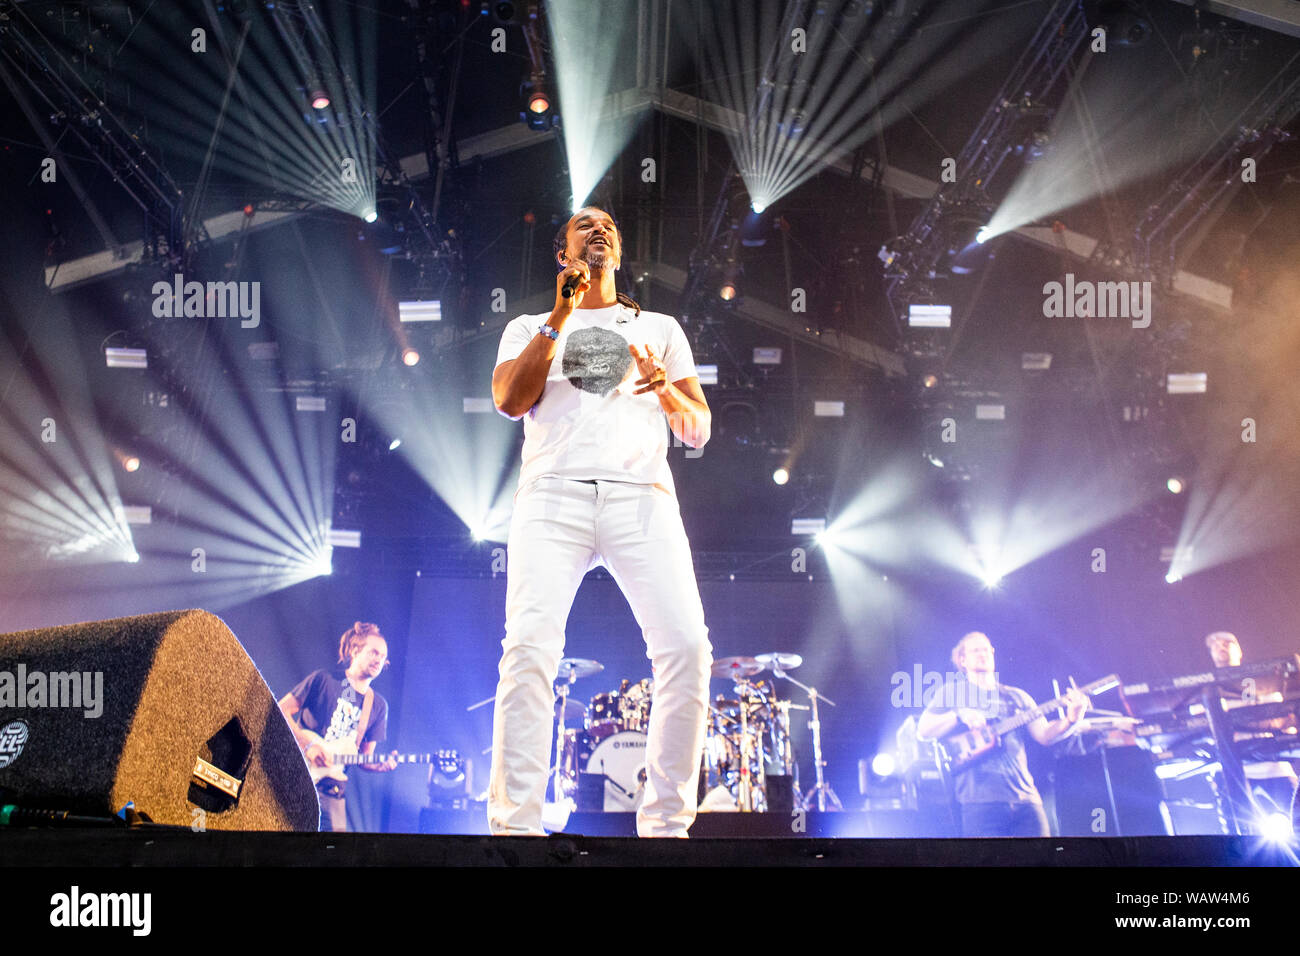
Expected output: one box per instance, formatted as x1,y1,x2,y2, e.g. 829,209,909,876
488,477,712,837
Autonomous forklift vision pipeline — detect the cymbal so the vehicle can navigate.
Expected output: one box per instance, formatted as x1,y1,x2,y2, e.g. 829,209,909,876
755,652,803,671
712,656,763,678
556,658,603,681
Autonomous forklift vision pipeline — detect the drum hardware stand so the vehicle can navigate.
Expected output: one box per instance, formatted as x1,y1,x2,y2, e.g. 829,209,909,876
550,670,578,804
774,666,841,811
736,680,756,812
772,699,805,805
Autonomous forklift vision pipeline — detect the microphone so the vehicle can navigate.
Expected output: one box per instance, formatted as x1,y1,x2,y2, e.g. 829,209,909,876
561,272,582,299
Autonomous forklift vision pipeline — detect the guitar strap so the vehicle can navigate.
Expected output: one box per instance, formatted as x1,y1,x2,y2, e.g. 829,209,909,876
356,689,374,750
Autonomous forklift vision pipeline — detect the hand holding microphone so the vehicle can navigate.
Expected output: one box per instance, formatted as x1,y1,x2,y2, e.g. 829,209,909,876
556,256,591,314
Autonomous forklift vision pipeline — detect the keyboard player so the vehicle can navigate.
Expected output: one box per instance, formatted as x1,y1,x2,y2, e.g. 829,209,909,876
1203,631,1299,818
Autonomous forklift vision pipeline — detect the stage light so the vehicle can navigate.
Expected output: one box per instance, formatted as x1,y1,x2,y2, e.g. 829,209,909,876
980,569,1004,590
719,282,737,302
816,528,840,548
922,374,939,389
522,73,554,132
399,300,442,323
1165,571,1182,584
113,448,141,473
751,199,768,214
310,89,331,110
242,203,255,217
527,90,550,115
1166,476,1185,495
402,347,421,367
122,506,152,525
125,550,141,564
908,305,951,328
1258,811,1294,842
327,528,361,548
871,753,896,777
925,452,945,468
308,547,334,578
1167,373,1207,395
362,208,378,224
792,518,826,536
773,467,790,485
947,216,995,274
740,210,772,248
105,347,147,369
388,438,402,451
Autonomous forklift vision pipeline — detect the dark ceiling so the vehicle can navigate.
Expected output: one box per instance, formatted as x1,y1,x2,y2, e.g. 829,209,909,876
2,0,1299,564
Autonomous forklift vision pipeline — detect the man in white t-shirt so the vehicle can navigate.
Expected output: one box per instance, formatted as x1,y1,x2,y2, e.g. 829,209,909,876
487,206,713,837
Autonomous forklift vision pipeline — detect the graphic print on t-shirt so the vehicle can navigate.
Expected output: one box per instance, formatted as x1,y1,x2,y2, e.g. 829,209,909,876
323,691,363,745
562,326,632,396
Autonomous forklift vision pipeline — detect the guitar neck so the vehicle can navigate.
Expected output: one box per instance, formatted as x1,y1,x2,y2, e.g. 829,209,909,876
992,675,1119,735
333,753,432,767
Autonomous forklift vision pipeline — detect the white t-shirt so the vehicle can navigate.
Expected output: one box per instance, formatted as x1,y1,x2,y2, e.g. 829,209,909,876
495,303,698,494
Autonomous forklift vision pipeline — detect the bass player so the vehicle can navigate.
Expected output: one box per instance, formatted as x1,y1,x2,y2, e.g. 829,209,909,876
916,631,1088,837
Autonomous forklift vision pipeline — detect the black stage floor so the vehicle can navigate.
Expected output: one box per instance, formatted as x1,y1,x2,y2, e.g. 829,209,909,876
5,823,1291,941
2,825,1296,868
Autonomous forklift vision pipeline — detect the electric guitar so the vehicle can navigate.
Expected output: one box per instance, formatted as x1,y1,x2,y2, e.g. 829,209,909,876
299,728,439,785
936,674,1120,772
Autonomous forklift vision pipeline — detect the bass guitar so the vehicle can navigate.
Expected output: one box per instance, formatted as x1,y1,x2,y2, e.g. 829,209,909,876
937,674,1119,771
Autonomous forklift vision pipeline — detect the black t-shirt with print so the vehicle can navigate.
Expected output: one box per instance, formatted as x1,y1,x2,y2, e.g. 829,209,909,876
290,670,387,750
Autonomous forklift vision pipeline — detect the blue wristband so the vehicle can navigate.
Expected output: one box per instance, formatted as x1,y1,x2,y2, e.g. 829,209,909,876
537,324,559,341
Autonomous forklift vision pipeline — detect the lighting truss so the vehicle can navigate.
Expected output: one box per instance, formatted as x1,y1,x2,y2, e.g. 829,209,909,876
881,0,1088,328
0,3,186,266
1133,56,1300,285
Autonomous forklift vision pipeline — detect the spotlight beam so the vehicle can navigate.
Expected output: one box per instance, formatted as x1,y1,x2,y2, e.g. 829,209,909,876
547,0,644,208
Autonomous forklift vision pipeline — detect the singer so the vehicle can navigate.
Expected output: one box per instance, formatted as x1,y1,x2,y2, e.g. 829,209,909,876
487,206,713,837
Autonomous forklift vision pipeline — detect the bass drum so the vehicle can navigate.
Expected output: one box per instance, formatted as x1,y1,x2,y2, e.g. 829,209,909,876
583,731,649,812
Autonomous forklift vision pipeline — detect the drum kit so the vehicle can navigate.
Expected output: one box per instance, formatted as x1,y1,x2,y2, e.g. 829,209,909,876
544,651,841,813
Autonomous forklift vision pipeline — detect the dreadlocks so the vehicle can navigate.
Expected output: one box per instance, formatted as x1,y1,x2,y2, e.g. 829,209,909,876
338,621,384,665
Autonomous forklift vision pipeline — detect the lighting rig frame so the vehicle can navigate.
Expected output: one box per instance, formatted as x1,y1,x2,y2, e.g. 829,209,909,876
0,1,188,278
880,0,1089,332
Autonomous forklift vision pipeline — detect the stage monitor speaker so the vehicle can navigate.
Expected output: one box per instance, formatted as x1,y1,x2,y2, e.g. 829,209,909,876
0,609,318,831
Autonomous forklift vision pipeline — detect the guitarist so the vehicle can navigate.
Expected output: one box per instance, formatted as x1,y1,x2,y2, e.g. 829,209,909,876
916,631,1087,837
278,622,398,832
